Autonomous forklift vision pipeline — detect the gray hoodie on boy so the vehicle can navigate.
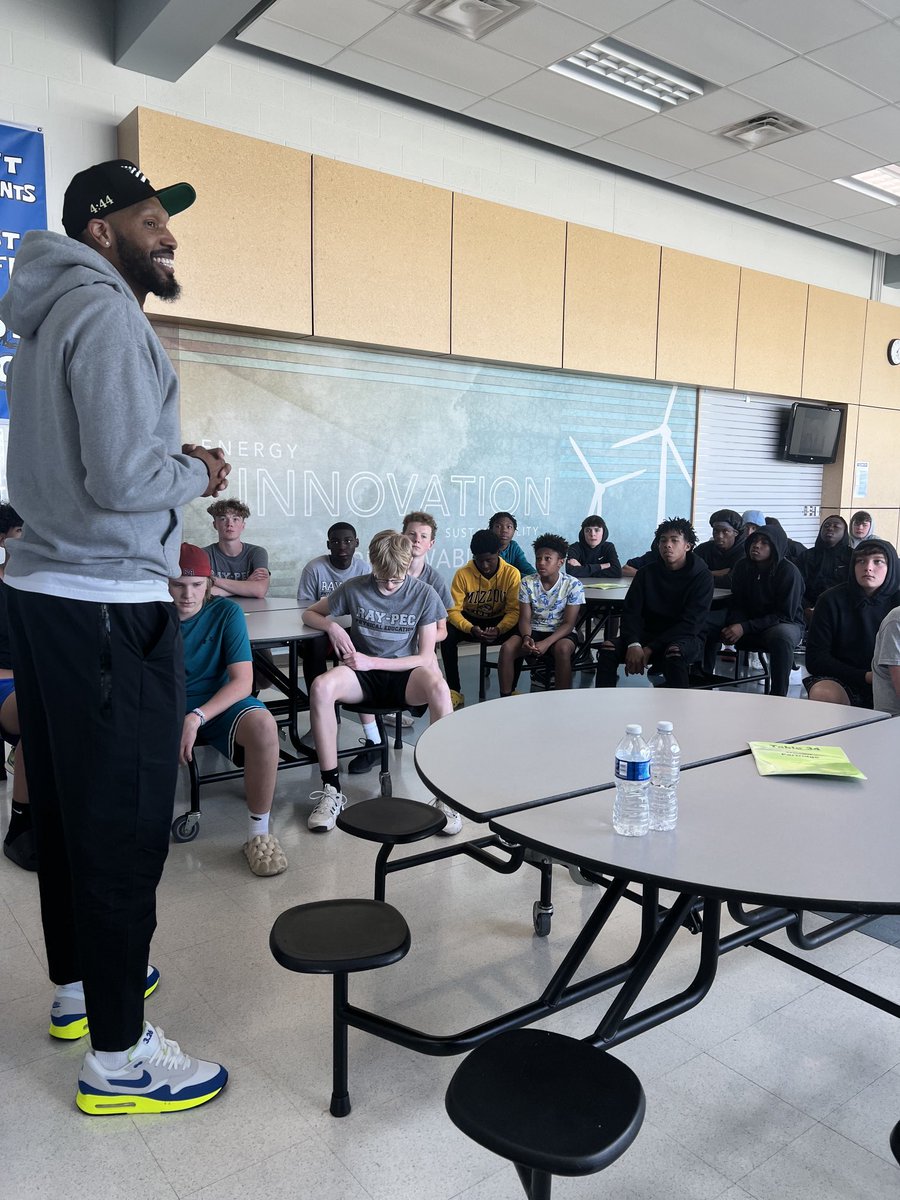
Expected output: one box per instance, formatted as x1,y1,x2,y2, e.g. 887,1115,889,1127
0,229,207,585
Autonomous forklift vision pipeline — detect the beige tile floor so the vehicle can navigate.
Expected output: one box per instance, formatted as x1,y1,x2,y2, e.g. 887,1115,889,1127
1,661,899,1199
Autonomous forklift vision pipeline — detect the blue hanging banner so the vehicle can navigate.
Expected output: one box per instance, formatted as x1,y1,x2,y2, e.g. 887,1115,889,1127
0,123,47,420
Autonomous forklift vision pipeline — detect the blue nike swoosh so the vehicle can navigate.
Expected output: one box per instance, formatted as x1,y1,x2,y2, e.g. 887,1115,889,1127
108,1070,152,1088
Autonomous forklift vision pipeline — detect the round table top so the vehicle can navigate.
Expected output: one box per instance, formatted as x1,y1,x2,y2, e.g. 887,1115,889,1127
414,688,888,821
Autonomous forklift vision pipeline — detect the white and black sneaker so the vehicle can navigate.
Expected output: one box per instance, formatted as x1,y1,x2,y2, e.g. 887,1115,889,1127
432,798,463,836
307,784,345,832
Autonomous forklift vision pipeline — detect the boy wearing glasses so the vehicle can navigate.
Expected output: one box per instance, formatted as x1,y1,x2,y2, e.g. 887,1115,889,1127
302,530,459,834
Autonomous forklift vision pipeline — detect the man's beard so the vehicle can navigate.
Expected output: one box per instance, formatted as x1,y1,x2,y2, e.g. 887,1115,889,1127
116,232,182,301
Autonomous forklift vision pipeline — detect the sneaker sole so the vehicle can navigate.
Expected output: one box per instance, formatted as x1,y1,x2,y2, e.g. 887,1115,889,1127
50,970,161,1041
76,1077,227,1116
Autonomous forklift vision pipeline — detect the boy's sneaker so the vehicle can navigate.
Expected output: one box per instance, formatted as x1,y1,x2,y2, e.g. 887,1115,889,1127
450,690,465,711
432,798,462,836
398,711,416,729
76,1021,228,1116
308,784,345,832
348,738,381,775
50,965,161,1041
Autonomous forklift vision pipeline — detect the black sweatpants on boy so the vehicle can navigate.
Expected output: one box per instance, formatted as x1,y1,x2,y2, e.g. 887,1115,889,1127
7,590,182,1051
595,635,700,689
440,616,514,692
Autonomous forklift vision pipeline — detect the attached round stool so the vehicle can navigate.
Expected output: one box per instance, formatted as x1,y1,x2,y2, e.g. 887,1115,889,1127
337,797,446,900
270,898,410,1116
890,1119,900,1165
445,1028,645,1199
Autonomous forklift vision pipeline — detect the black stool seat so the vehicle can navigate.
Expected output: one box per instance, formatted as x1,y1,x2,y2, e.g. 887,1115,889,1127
337,797,446,843
446,1029,645,1178
270,898,410,975
890,1119,900,1165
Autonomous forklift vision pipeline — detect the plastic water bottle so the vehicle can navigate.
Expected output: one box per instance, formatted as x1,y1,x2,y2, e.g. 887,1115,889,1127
649,721,680,831
613,724,650,836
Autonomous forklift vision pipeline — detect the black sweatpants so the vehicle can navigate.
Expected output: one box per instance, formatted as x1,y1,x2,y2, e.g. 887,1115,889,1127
7,590,182,1050
440,617,514,692
595,635,698,689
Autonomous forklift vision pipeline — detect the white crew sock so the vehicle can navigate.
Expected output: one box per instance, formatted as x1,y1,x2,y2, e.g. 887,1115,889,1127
361,720,378,745
55,980,84,999
94,1047,131,1070
248,810,270,838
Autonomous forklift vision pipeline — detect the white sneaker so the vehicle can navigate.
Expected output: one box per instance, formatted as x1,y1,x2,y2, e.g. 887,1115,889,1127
308,784,345,832
399,712,416,729
76,1021,227,1115
432,798,462,836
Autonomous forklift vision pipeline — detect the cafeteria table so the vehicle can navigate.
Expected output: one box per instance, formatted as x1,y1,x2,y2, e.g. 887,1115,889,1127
237,595,304,613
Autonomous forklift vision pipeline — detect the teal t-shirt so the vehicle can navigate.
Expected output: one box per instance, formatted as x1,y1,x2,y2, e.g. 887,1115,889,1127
180,597,252,711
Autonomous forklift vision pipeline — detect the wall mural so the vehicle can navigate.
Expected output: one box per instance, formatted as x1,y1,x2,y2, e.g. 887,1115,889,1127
163,326,697,595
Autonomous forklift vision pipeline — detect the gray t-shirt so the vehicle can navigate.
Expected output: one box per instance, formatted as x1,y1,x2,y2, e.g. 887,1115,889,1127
872,605,900,716
414,561,451,609
204,542,269,580
296,553,368,604
328,573,446,659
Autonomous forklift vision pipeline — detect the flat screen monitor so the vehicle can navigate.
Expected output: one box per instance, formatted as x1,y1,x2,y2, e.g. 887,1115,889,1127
783,402,843,465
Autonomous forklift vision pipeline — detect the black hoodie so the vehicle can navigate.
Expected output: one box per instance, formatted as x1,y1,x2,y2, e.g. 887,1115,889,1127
621,550,713,652
805,538,900,698
694,511,748,580
799,517,852,608
726,524,804,633
567,519,622,578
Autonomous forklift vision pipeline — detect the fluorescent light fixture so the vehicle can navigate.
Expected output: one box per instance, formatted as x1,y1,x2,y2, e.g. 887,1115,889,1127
550,37,707,113
834,164,900,206
407,0,533,41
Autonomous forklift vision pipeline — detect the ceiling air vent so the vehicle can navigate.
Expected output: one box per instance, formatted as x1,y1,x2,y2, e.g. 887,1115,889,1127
406,0,534,41
718,112,811,149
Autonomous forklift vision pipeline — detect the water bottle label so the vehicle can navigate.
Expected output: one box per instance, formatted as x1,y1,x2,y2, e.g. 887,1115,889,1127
615,758,650,782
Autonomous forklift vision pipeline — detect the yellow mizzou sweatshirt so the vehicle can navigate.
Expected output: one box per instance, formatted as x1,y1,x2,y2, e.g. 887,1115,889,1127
448,558,521,634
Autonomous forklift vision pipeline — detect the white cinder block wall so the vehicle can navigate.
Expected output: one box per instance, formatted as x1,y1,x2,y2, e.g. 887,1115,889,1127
0,0,895,306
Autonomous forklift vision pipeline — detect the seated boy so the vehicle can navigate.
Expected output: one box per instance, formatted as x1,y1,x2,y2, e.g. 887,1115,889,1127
566,515,621,578
296,521,369,695
620,540,657,578
805,539,899,707
694,509,746,581
719,523,804,697
204,499,270,599
872,604,900,716
799,515,852,622
595,518,713,689
170,544,287,876
401,510,450,641
498,533,584,695
849,510,874,548
303,530,460,835
441,529,521,709
490,511,535,577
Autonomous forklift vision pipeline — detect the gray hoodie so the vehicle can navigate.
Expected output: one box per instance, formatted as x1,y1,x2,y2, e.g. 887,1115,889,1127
0,230,207,584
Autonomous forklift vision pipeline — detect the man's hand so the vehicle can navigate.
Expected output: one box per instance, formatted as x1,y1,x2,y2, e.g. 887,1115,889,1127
474,625,499,642
183,444,232,497
326,622,355,659
179,714,200,765
625,645,651,675
721,623,744,645
567,557,581,567
248,567,269,582
341,648,373,672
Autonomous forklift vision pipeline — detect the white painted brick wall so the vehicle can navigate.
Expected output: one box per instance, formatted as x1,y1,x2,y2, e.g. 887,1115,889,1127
1,0,896,306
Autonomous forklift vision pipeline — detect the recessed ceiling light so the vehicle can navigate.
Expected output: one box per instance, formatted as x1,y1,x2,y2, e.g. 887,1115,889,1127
549,37,708,113
834,165,900,206
406,0,534,41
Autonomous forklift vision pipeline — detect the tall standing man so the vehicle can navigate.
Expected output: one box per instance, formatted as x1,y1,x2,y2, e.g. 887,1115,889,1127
0,159,230,1115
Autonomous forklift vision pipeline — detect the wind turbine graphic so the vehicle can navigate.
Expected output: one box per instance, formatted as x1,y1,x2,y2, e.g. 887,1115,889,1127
568,437,644,515
610,386,693,524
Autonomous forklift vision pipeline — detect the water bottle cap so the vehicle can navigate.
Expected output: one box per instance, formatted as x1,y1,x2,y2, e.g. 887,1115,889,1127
625,724,642,735
657,721,673,731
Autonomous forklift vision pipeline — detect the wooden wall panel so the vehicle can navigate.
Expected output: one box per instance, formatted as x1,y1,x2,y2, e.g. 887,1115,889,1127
852,406,900,509
821,403,859,513
734,269,807,397
312,158,451,353
859,299,900,410
118,108,311,335
563,225,660,379
451,195,566,367
656,248,739,388
801,286,866,403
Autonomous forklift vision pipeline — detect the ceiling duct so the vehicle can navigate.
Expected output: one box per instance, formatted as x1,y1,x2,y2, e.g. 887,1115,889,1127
718,112,811,150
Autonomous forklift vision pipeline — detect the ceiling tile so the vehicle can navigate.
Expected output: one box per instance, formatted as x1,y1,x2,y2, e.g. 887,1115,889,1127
701,151,823,192
262,0,391,43
733,57,882,126
665,87,771,132
539,0,669,31
350,13,537,93
809,22,900,102
757,129,882,178
616,0,792,87
236,18,342,67
748,195,839,225
326,49,483,110
671,169,766,205
813,218,896,247
699,0,883,53
492,69,651,137
864,0,900,14
577,137,686,177
777,181,890,219
842,204,900,236
464,96,596,148
825,105,900,161
479,7,601,66
606,114,745,169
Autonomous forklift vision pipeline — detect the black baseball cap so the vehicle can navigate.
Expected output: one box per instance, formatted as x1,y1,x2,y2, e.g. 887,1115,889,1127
62,159,195,239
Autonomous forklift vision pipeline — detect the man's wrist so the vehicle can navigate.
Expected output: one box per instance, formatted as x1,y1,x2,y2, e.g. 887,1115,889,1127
627,642,642,649
190,708,206,725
